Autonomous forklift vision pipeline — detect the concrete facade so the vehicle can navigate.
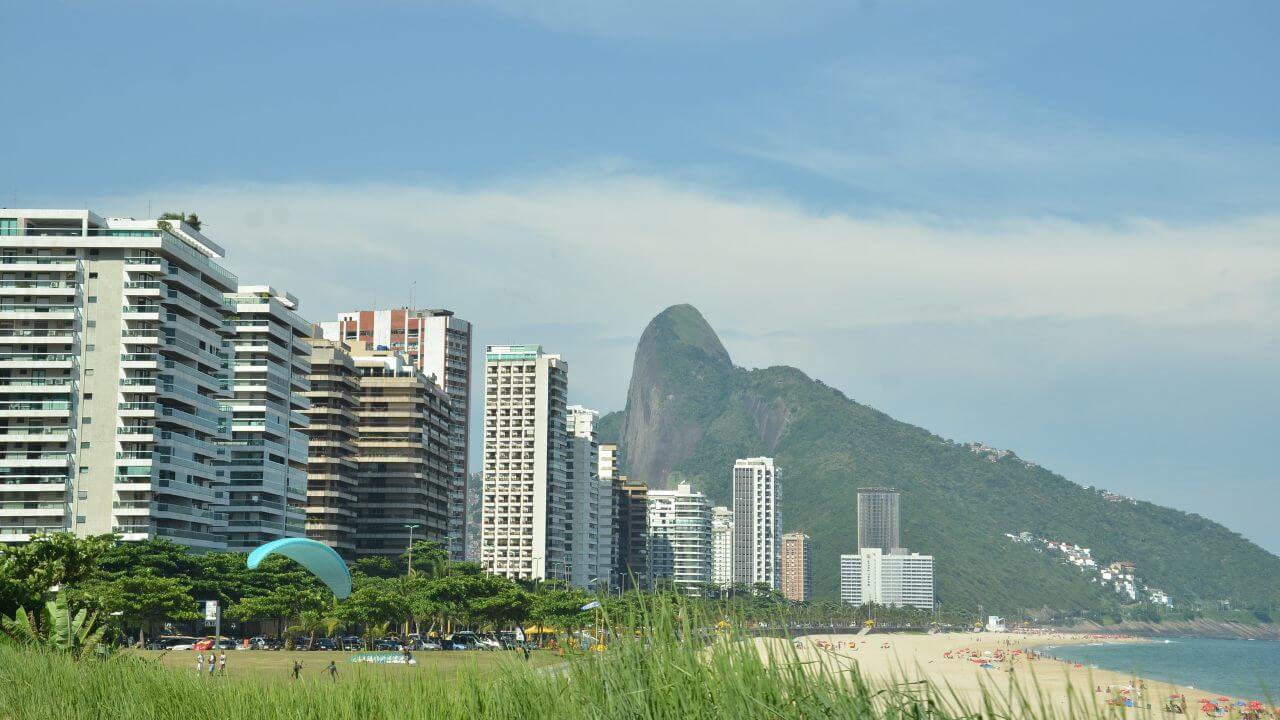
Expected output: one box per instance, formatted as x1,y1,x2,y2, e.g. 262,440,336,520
0,210,239,550
320,308,472,561
647,482,711,594
480,345,569,582
732,456,780,589
781,531,811,602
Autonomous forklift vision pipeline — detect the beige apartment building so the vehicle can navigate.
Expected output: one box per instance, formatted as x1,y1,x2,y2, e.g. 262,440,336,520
781,531,811,602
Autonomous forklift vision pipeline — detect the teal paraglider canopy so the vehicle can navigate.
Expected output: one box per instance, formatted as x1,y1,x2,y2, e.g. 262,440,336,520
247,538,352,599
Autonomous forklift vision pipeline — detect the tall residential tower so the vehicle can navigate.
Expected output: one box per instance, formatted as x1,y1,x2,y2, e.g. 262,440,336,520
480,345,569,582
220,286,311,552
780,532,811,602
857,487,900,552
732,457,781,588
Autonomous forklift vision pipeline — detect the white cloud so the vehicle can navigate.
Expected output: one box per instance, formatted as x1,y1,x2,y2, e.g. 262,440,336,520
101,172,1280,331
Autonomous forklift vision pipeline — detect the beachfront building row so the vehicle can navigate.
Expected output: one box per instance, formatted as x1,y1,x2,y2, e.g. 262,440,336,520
0,209,467,559
839,548,935,610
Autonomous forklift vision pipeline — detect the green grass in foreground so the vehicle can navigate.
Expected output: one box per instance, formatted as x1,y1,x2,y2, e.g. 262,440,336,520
133,648,560,682
0,600,1175,720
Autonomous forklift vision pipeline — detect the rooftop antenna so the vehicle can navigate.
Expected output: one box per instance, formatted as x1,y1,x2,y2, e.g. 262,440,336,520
410,280,416,310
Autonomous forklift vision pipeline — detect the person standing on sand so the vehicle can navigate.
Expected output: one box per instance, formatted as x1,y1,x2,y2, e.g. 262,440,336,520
292,659,303,680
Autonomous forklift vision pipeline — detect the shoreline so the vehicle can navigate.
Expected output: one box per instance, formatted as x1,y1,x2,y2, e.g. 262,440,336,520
775,631,1261,714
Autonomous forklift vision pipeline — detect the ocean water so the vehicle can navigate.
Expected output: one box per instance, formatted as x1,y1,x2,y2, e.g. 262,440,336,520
1046,638,1280,701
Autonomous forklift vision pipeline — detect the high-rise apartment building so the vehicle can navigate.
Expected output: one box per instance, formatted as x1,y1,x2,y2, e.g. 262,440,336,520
301,338,360,558
320,309,472,561
780,532,811,602
711,506,734,588
647,482,711,594
598,442,619,580
480,345,569,582
614,477,649,590
840,548,934,610
0,210,238,550
220,286,311,552
349,342,453,557
566,405,612,589
857,487,900,553
732,457,781,588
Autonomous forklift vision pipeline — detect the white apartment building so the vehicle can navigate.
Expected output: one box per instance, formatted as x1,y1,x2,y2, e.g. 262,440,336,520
840,548,935,610
321,308,472,561
647,482,711,594
0,210,238,550
220,286,311,552
481,345,569,582
732,457,780,588
566,405,612,589
711,506,734,588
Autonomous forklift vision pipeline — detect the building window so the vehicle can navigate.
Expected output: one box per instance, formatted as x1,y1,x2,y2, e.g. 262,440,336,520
82,417,91,424
88,272,98,279
0,219,17,236
80,442,91,449
87,296,97,303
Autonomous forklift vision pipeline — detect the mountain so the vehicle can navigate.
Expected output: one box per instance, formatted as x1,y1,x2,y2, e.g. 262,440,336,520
599,305,1280,612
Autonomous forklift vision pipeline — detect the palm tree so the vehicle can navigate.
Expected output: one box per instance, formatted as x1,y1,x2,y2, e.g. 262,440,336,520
285,610,324,650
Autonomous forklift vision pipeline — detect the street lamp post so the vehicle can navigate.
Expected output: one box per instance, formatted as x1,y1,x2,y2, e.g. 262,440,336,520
404,524,420,576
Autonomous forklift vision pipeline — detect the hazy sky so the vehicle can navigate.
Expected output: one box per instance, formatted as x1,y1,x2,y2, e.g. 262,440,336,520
5,1,1278,553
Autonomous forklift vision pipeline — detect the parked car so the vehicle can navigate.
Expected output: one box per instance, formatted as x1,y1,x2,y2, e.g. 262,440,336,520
372,638,401,651
341,635,365,651
153,636,199,651
249,636,285,651
446,632,482,650
312,638,339,651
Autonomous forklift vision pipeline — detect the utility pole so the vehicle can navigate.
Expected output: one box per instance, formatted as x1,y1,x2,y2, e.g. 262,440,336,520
404,523,420,576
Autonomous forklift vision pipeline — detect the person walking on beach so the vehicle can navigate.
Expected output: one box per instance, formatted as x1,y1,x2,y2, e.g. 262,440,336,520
292,659,303,680
218,650,227,676
325,661,338,681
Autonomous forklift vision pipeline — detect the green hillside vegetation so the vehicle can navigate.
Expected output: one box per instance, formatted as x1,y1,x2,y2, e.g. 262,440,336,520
601,305,1280,613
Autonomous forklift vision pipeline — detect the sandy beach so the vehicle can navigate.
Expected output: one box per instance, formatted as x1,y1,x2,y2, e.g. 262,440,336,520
768,631,1257,716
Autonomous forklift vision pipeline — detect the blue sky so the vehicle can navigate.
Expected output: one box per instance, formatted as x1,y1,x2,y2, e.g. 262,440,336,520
5,1,1279,553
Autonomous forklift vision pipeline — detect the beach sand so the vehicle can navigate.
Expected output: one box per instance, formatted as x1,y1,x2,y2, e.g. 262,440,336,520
767,631,1250,716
